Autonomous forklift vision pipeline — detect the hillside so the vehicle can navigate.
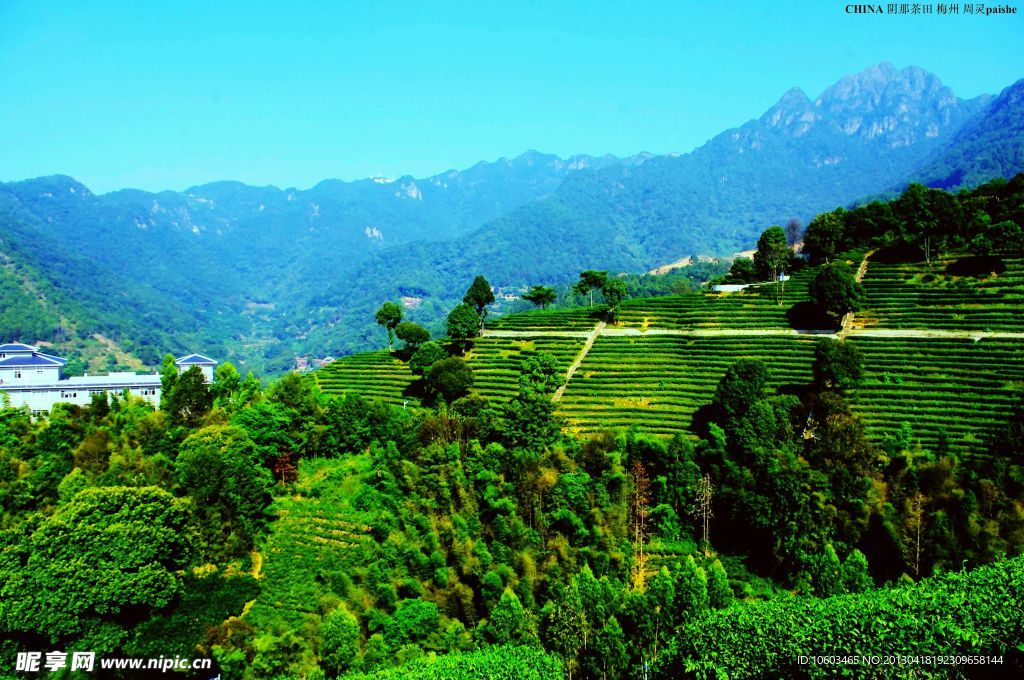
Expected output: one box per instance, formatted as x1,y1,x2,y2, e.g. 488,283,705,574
316,250,1024,457
0,153,624,373
3,64,1022,371
913,78,1024,190
317,174,1024,455
5,178,1022,679
322,63,1007,353
0,189,213,370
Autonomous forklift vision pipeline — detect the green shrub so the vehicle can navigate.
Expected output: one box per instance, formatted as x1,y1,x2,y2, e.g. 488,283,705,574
653,556,1024,678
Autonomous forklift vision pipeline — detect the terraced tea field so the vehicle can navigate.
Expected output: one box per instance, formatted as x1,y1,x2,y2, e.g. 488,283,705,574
310,251,1021,459
847,336,1024,457
487,306,604,331
557,335,818,436
858,256,1024,332
465,335,586,402
312,350,415,404
615,266,819,331
247,459,374,629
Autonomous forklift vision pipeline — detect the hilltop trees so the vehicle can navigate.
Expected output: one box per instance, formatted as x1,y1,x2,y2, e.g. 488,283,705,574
447,303,482,348
574,270,608,306
464,275,496,322
409,341,447,375
753,226,789,282
375,302,404,351
395,321,429,351
602,279,629,321
523,285,557,310
802,210,846,264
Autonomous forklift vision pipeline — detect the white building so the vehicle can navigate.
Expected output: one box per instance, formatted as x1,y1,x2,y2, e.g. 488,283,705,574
0,343,216,414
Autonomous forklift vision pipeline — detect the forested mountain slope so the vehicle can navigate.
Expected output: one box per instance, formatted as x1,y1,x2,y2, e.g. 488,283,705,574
320,63,1007,354
2,64,1022,370
913,78,1024,189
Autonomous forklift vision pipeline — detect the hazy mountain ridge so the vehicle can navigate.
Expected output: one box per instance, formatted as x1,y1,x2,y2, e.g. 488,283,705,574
317,63,1016,358
0,152,630,370
1,63,1022,369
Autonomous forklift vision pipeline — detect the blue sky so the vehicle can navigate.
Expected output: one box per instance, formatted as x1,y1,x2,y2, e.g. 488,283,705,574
1,1,1021,193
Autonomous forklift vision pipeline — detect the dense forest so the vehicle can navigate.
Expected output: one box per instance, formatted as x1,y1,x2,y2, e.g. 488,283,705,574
1,177,1023,678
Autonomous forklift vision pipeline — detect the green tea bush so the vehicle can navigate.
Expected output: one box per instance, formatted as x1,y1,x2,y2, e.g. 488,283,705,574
341,645,563,679
653,556,1024,678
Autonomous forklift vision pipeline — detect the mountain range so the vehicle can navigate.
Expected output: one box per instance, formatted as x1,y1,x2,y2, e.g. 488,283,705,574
1,62,1022,374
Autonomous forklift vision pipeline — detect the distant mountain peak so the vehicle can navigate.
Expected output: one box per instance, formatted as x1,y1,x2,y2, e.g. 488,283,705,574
761,87,816,131
815,62,949,109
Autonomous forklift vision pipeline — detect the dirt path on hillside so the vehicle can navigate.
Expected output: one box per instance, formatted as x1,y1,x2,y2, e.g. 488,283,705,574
552,320,606,403
840,249,875,341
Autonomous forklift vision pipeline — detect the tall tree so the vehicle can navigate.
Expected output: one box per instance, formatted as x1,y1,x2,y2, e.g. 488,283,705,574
446,302,482,348
159,353,178,411
166,365,213,427
409,341,447,375
601,279,629,322
695,474,714,557
706,559,733,609
754,225,790,304
425,357,474,403
374,302,404,351
802,211,846,265
0,487,194,652
320,607,360,676
573,270,608,307
753,225,789,281
712,359,769,424
522,285,557,310
630,462,652,589
463,275,496,322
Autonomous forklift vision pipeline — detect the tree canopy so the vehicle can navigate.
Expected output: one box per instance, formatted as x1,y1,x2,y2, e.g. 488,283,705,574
375,302,404,351
522,285,557,310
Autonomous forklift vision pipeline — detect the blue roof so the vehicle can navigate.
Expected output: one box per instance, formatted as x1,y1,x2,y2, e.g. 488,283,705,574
0,355,64,368
0,343,38,352
36,353,68,365
175,353,216,365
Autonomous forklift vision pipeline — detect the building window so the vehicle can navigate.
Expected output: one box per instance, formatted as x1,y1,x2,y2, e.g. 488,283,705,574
36,369,44,375
14,371,21,379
